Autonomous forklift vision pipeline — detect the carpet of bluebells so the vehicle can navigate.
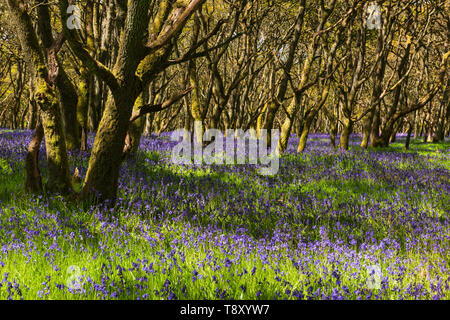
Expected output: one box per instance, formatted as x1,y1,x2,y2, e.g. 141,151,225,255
0,129,449,300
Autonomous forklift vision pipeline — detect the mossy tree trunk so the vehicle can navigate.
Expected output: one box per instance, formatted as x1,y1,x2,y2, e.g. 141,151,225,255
278,99,297,153
36,0,79,150
82,90,137,200
339,117,353,150
123,89,148,156
297,111,317,153
7,0,72,194
60,0,207,202
37,82,72,192
189,55,204,145
27,77,38,130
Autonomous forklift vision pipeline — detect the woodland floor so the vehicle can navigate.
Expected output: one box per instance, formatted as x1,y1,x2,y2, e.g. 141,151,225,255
0,130,449,300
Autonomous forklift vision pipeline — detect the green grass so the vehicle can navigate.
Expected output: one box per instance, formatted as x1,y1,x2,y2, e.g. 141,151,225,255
0,135,449,300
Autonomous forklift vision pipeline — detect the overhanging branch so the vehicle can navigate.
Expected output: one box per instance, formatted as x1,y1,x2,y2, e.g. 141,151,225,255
129,87,193,123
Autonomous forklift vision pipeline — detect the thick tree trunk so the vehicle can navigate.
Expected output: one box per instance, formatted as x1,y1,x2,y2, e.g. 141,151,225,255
62,0,207,202
81,91,135,201
328,104,339,148
144,113,154,136
36,81,72,193
329,128,337,148
361,108,374,149
389,119,402,143
35,0,79,150
370,109,381,147
339,118,353,150
89,77,103,132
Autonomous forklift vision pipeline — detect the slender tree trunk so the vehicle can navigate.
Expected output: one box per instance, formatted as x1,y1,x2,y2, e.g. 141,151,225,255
189,57,204,145
435,78,449,142
25,120,44,192
361,16,386,149
405,122,413,149
263,1,306,145
278,99,298,152
297,114,314,153
77,69,90,152
27,79,37,130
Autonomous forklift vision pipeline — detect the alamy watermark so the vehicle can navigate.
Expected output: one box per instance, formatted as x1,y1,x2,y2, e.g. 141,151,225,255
66,3,382,31
367,2,381,30
366,265,382,289
67,5,82,30
170,121,280,176
66,265,82,290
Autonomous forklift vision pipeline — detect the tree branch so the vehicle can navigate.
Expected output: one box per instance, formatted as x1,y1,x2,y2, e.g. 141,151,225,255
130,87,193,123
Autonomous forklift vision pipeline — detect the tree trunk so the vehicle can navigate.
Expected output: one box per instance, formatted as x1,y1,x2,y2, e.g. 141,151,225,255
339,117,353,150
123,89,148,156
405,122,413,149
77,69,90,152
278,99,298,152
27,79,37,130
36,81,72,193
7,0,72,194
56,70,80,150
297,115,314,153
25,121,44,193
81,91,135,201
435,78,449,142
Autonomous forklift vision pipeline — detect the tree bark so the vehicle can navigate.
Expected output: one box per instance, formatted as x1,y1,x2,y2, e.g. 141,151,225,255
7,0,72,193
25,120,44,192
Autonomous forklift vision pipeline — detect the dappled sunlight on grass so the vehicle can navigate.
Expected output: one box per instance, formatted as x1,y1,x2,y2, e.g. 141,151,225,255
0,131,449,300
